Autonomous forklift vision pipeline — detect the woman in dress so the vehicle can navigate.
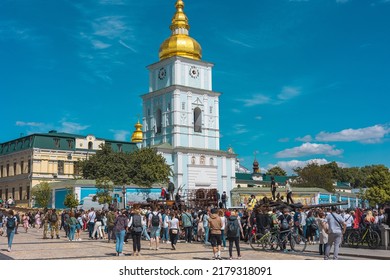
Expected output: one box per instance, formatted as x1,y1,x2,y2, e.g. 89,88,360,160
316,211,328,255
22,213,30,233
35,211,42,230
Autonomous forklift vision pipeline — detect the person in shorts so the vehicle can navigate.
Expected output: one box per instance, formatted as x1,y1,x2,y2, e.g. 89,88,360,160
208,208,223,259
148,206,162,250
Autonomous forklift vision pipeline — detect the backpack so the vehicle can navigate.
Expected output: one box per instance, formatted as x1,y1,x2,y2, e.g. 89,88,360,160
132,215,142,232
310,220,318,231
151,213,160,227
227,219,239,237
7,217,16,229
280,216,290,230
49,213,58,223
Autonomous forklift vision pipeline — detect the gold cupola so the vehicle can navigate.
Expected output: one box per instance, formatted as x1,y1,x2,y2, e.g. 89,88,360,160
131,120,143,143
159,0,202,61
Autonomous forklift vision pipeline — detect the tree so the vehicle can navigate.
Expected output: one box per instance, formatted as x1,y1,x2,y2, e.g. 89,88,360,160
293,162,335,192
362,165,390,206
63,188,79,210
80,144,172,204
127,147,172,188
266,166,287,176
31,182,51,208
363,186,390,207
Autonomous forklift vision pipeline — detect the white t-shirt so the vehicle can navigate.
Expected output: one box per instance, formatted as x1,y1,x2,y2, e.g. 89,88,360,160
163,215,170,228
220,216,226,230
169,217,179,229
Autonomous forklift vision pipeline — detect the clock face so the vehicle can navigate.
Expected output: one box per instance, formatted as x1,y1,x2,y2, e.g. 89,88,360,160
158,67,166,80
189,66,199,79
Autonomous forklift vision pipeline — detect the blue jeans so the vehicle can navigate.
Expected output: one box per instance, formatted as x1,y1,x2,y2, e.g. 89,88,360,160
204,226,210,244
7,228,15,248
88,222,95,238
221,229,226,247
162,227,169,241
115,230,126,253
69,225,76,241
142,225,150,241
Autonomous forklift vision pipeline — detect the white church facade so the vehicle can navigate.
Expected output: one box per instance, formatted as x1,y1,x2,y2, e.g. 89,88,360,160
141,0,236,205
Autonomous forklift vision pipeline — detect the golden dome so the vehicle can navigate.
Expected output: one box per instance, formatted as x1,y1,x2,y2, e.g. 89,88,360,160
131,120,143,143
159,0,202,61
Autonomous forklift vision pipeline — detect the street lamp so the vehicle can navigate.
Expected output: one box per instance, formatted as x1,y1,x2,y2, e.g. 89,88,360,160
122,186,126,209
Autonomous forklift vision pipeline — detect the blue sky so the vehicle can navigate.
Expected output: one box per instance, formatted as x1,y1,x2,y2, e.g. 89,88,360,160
1,0,389,175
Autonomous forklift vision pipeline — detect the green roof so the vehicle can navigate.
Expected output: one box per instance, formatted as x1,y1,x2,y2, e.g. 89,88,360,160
0,131,137,155
235,173,294,184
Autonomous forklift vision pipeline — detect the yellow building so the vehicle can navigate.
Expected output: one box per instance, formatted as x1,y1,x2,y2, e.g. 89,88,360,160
0,130,137,207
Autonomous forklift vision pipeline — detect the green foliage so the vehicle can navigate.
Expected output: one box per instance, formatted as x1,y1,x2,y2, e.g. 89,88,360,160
363,186,390,207
266,166,287,176
127,147,172,187
63,188,79,210
79,145,172,203
31,182,51,208
293,163,335,192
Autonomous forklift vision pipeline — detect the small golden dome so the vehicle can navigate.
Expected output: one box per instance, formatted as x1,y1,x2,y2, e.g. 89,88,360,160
131,120,143,143
159,0,202,61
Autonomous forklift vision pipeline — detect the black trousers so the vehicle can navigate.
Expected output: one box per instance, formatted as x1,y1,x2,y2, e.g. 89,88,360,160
132,232,141,252
228,237,241,257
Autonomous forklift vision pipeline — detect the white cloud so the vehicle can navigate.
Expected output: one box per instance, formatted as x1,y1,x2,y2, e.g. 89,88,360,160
226,37,254,48
255,116,262,120
110,129,130,141
278,138,290,143
232,108,241,113
315,125,390,144
268,159,348,175
238,94,271,107
275,142,343,158
296,135,313,142
16,121,44,127
91,40,111,49
119,39,137,53
232,124,249,135
277,86,301,101
336,0,349,3
60,122,90,134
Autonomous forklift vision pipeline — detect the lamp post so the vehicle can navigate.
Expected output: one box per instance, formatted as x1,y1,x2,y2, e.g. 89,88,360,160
122,186,126,210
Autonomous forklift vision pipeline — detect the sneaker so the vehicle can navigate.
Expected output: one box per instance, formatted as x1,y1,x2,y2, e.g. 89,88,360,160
212,256,216,260
118,253,125,256
237,256,242,259
216,256,222,260
167,241,171,244
156,247,159,251
229,257,233,260
7,247,11,252
223,247,227,250
172,244,176,250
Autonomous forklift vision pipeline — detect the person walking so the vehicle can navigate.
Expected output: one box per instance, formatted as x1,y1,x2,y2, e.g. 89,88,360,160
169,211,180,250
5,210,18,252
226,211,244,259
324,206,346,260
316,211,328,255
66,212,77,241
49,209,60,239
113,210,129,256
87,208,96,240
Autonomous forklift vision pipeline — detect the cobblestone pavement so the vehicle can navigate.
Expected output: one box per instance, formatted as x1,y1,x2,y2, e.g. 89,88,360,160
0,227,388,260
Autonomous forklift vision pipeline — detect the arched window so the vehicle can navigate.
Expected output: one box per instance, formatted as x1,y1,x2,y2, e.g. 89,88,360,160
156,109,162,134
191,156,196,165
200,155,205,165
194,107,202,132
210,158,214,166
88,141,93,150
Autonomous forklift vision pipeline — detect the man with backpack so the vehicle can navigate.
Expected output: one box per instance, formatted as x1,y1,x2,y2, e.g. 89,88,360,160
148,206,162,250
208,208,223,259
5,210,17,252
221,191,228,209
49,209,60,239
167,180,175,200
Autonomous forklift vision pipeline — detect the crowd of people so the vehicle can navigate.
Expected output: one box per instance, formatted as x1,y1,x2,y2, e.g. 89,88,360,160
1,196,389,260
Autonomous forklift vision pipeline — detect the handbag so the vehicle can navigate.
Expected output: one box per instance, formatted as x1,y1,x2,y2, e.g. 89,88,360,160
171,229,178,234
